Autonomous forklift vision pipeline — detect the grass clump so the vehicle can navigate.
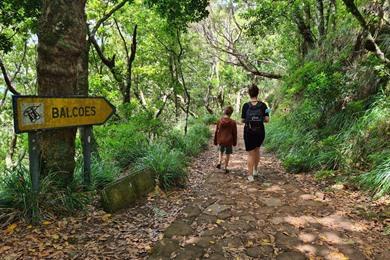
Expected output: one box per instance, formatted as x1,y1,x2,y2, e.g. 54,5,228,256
135,143,187,190
0,165,90,223
73,157,121,190
144,118,211,189
359,158,390,197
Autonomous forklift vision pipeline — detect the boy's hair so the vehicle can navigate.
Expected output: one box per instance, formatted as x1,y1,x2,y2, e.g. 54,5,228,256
248,84,259,98
224,106,234,116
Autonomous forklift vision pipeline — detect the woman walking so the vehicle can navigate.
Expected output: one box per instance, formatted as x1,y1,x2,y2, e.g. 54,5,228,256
241,84,270,182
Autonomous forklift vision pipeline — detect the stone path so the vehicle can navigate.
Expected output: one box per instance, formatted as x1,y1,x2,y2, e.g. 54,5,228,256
148,125,389,260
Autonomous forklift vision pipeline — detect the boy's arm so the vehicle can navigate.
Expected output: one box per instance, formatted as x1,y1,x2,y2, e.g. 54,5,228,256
233,121,237,146
214,121,219,145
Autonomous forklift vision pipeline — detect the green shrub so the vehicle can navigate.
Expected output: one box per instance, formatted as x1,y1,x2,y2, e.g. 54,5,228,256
201,114,218,125
73,157,121,190
184,123,211,156
162,121,211,157
162,128,187,152
135,143,187,190
282,154,313,173
359,158,390,197
90,158,121,189
96,123,149,167
0,165,90,222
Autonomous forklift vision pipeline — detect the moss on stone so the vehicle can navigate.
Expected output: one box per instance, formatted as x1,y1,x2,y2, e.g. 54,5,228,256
101,170,155,213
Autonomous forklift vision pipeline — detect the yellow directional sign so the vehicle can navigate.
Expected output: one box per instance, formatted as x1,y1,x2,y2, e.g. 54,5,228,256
12,96,115,133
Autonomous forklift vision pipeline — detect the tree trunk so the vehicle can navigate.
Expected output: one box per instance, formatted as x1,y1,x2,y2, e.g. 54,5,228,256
317,0,325,42
235,89,242,116
37,0,87,185
294,11,316,55
123,25,137,104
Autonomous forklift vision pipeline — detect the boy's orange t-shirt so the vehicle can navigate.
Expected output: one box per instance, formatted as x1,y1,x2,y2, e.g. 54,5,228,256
213,117,237,146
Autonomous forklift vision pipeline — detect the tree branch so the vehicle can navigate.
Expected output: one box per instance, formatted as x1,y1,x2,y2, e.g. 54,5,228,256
114,18,129,59
0,58,20,95
90,0,129,37
155,91,172,118
202,14,284,80
341,0,390,65
129,25,137,66
11,40,28,81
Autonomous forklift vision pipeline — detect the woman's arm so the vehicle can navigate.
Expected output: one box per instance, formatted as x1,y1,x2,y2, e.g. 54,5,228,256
264,107,270,123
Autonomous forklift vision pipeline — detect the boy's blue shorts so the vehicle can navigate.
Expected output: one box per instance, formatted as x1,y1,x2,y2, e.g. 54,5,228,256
219,145,233,154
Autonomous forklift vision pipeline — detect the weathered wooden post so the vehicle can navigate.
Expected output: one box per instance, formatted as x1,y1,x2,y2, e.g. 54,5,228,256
81,126,92,187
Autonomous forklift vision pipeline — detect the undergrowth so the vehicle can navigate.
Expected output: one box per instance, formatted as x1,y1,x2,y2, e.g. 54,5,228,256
266,54,389,197
0,114,213,223
0,165,90,223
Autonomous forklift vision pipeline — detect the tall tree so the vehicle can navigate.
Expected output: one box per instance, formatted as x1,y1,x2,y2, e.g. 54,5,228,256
37,0,87,184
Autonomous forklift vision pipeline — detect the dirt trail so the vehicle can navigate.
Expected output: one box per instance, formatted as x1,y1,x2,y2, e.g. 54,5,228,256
148,125,389,260
1,125,389,259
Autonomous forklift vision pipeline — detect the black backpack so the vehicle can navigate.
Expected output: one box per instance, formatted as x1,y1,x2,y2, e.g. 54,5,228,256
245,102,264,129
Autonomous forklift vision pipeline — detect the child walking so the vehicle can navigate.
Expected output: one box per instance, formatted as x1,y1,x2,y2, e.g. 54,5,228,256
214,106,237,173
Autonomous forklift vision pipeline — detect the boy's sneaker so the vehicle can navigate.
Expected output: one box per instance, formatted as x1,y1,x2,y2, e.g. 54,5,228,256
247,175,254,182
253,169,258,177
225,169,230,174
216,164,221,169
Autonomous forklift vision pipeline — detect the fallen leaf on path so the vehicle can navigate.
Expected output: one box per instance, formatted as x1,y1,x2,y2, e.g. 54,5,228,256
5,223,17,234
101,214,112,222
216,219,225,224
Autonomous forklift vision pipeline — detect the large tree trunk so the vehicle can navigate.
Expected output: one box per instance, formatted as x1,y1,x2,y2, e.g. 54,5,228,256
316,0,325,42
37,0,87,185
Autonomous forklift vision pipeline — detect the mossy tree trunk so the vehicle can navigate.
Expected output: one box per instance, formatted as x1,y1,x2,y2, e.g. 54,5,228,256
37,0,87,185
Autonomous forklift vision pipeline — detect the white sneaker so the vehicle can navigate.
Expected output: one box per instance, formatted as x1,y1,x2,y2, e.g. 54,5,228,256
247,175,254,182
253,169,258,177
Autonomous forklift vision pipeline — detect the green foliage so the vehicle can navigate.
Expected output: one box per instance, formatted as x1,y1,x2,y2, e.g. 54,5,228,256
284,60,344,107
93,113,211,191
315,170,336,181
0,165,90,222
73,157,121,190
359,158,390,197
135,143,187,190
135,118,211,190
146,0,209,28
0,0,41,52
200,113,218,125
95,121,150,168
185,121,211,155
265,13,390,196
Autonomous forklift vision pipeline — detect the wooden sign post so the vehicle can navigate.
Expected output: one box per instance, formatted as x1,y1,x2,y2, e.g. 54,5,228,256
12,96,115,194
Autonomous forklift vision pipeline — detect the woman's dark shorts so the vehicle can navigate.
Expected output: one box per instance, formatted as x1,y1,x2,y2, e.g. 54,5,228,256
244,126,265,151
219,145,233,154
